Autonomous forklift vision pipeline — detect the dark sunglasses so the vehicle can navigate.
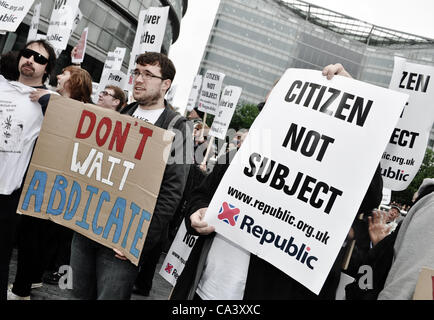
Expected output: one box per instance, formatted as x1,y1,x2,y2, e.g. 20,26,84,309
21,48,49,65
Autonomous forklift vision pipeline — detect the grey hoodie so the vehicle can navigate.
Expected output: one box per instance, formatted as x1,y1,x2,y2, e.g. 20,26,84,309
378,178,434,300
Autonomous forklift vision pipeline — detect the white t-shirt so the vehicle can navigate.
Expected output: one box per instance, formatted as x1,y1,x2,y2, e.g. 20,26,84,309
0,76,44,195
196,234,251,300
132,106,164,125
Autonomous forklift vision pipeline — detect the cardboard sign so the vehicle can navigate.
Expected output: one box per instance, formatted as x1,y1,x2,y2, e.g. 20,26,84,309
26,2,40,42
46,0,80,50
209,86,242,140
0,0,34,32
413,267,434,300
186,75,203,112
381,57,434,191
159,219,198,286
71,27,87,64
198,70,225,115
17,95,174,265
126,6,169,90
204,69,408,294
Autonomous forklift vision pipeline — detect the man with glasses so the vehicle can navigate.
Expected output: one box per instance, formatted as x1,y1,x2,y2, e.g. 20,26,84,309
1,40,56,300
97,85,126,111
70,52,193,300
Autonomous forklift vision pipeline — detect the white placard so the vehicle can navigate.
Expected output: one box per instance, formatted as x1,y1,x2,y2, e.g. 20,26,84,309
198,70,225,115
97,69,127,98
26,2,40,42
71,27,87,64
186,75,203,112
381,187,391,205
381,57,434,191
46,0,80,50
125,6,169,90
0,0,34,32
165,84,176,106
90,82,99,104
209,85,242,140
159,219,198,286
204,69,408,294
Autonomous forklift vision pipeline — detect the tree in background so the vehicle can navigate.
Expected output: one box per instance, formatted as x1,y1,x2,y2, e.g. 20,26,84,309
228,103,260,131
392,148,434,206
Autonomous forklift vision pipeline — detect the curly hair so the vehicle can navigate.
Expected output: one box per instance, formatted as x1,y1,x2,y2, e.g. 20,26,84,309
62,65,92,103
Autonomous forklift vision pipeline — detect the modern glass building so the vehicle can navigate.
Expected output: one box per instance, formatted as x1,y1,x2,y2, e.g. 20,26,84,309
198,0,434,149
0,0,188,85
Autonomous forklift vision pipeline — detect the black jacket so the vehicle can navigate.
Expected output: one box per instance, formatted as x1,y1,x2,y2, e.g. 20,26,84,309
170,153,383,300
121,101,193,265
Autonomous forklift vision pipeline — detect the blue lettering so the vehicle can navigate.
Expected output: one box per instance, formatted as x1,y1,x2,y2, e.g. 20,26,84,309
130,209,151,258
103,197,126,244
92,191,110,235
121,202,141,248
21,170,47,212
63,181,81,220
76,185,99,230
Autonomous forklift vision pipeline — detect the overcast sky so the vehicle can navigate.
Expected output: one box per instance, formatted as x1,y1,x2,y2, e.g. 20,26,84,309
168,0,434,114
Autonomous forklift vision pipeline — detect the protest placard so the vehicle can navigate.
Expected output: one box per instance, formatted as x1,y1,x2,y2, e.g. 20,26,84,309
126,6,169,90
46,0,80,51
159,219,198,286
381,57,434,191
0,0,34,32
186,75,203,112
17,95,174,265
413,267,434,300
71,27,87,64
204,68,408,294
26,2,40,42
97,69,127,97
103,47,126,72
381,188,391,205
198,70,225,116
209,86,242,140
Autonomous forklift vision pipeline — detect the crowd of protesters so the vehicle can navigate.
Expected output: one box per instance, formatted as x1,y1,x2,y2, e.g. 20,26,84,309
0,39,432,301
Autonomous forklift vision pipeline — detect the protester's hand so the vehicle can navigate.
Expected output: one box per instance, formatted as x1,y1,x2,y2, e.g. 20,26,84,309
322,63,352,80
190,208,215,235
368,210,391,246
29,89,50,102
199,163,207,172
113,248,128,261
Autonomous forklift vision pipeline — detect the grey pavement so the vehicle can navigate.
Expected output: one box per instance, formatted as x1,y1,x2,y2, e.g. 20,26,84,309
8,248,173,300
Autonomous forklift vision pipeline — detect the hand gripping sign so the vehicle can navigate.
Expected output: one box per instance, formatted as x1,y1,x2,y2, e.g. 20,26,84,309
381,57,434,191
205,69,408,294
17,95,174,265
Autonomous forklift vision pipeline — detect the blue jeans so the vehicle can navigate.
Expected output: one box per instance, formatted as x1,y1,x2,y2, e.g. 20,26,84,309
70,232,139,300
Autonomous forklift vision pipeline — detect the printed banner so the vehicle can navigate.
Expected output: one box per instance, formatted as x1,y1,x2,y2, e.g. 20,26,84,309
46,0,80,50
205,69,408,294
159,219,198,286
0,0,34,32
126,6,169,90
381,57,434,191
198,70,225,115
26,2,40,42
186,75,203,112
209,86,242,140
17,95,174,265
71,27,87,64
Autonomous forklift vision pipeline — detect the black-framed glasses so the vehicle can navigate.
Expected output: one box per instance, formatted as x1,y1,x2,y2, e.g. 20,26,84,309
132,69,164,80
99,90,115,98
20,48,49,65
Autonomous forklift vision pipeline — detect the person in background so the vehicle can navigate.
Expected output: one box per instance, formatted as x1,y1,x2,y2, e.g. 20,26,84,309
0,51,20,81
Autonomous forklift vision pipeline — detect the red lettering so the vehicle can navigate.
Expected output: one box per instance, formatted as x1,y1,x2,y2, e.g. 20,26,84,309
76,110,96,139
135,126,153,160
109,121,131,153
95,117,112,147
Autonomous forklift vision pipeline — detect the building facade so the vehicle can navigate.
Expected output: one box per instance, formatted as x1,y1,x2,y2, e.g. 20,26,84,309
198,0,434,149
0,0,188,85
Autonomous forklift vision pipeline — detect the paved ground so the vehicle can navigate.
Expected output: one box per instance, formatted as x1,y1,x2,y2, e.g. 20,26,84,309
8,249,173,300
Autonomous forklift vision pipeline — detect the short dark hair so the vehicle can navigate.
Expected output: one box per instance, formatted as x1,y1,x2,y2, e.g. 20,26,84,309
17,40,56,83
135,52,176,82
105,85,126,111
